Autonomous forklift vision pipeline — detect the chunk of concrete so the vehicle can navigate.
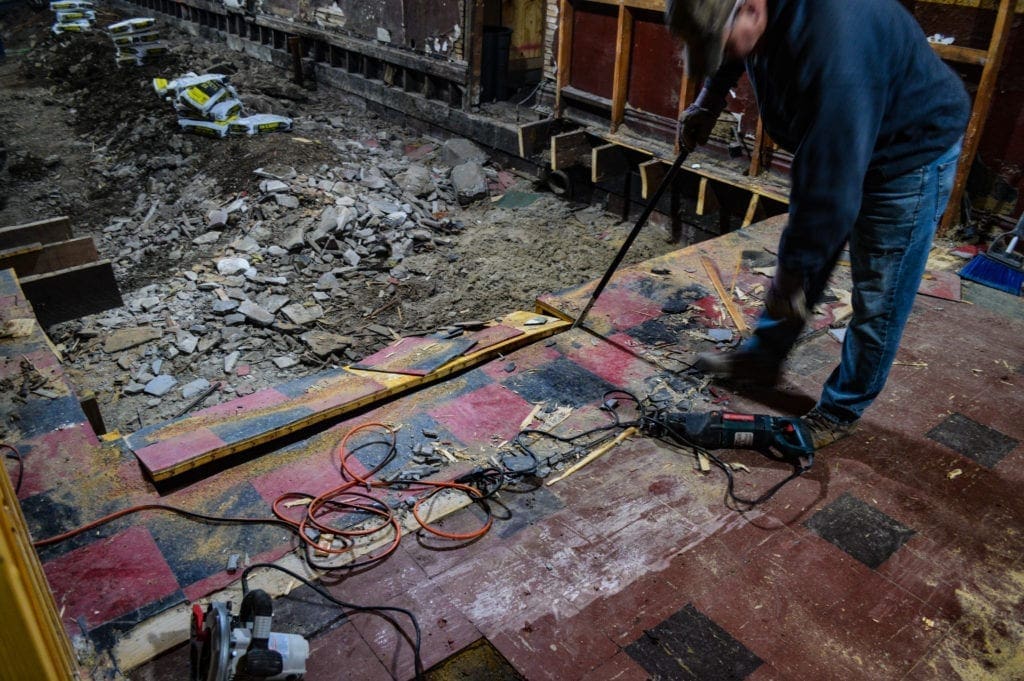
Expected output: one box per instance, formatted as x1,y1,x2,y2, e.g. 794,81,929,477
273,356,299,369
281,303,324,326
396,164,435,197
299,330,354,358
181,378,212,399
451,161,488,205
103,326,163,353
144,374,177,397
217,257,251,276
211,299,239,315
442,138,488,166
238,300,275,326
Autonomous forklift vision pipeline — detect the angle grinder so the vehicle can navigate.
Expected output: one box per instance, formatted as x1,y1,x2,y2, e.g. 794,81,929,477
190,589,309,681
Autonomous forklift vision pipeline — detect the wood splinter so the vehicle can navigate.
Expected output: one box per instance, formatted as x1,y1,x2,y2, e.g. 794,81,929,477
546,427,638,486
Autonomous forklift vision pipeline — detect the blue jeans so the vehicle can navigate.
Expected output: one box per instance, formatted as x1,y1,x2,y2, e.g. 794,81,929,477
745,140,962,423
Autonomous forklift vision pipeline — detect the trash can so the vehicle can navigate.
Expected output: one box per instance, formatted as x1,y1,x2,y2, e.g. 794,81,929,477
481,25,512,103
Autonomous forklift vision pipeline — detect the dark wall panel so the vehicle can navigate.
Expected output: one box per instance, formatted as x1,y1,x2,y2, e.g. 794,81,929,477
569,2,617,100
404,0,462,54
627,11,686,119
305,0,406,44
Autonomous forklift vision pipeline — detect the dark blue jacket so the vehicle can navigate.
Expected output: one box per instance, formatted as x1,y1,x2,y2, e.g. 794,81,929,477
707,0,970,274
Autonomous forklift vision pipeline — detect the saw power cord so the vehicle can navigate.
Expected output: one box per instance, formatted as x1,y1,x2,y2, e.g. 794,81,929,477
241,562,425,680
27,392,811,677
29,422,497,679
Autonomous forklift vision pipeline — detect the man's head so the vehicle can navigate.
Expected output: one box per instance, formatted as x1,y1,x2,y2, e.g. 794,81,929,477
665,0,768,76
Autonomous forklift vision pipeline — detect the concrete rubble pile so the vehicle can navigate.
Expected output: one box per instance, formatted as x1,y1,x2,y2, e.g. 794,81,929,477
153,72,293,138
50,0,95,35
107,17,166,66
73,129,505,420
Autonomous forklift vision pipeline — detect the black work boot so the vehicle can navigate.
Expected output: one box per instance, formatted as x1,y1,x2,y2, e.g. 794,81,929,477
800,407,858,450
695,350,782,387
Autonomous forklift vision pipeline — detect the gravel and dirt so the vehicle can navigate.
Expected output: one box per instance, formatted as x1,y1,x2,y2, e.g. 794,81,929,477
0,5,681,434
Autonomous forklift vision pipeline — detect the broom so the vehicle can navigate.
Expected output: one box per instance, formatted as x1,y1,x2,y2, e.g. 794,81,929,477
959,212,1024,296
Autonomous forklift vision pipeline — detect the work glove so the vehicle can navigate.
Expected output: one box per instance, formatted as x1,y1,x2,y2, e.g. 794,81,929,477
678,88,726,150
764,267,809,323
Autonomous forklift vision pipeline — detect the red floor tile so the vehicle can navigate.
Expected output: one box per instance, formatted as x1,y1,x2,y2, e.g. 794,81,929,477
44,525,180,630
428,382,535,448
304,618,394,681
585,651,651,681
489,607,620,681
324,545,429,605
347,580,482,681
822,579,949,679
691,530,874,680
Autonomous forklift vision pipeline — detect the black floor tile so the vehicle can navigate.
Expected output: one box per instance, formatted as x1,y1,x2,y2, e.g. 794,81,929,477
927,413,1019,468
625,603,763,680
805,492,915,569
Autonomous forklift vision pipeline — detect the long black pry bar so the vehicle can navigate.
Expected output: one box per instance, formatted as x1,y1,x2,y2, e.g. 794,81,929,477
570,146,692,330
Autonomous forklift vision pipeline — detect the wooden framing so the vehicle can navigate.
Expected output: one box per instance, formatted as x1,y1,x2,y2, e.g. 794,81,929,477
551,130,592,170
742,194,763,227
519,118,555,158
0,216,73,249
0,237,100,278
20,260,123,328
0,440,79,681
937,0,1015,234
554,0,574,114
610,5,634,132
544,0,1018,235
639,158,669,199
592,143,630,182
696,177,718,216
1,216,122,328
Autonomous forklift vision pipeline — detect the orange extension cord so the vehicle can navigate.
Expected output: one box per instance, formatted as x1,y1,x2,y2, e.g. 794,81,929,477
32,423,493,556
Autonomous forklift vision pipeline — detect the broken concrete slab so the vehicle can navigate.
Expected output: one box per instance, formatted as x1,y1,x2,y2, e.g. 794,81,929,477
211,299,239,315
237,300,275,326
441,138,488,166
216,257,251,276
281,303,324,326
451,162,488,205
395,164,435,198
103,326,163,353
181,377,211,399
144,374,177,397
299,329,354,358
273,356,299,369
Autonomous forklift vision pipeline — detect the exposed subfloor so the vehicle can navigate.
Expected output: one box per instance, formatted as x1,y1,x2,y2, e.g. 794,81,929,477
3,214,1023,680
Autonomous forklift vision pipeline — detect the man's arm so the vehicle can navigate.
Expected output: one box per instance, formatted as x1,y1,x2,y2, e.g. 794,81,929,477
679,60,746,149
777,77,886,277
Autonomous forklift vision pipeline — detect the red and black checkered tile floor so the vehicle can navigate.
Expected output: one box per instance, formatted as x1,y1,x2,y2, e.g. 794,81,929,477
3,218,1023,679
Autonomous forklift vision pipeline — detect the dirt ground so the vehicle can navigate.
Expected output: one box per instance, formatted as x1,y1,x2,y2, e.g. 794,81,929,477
0,5,681,434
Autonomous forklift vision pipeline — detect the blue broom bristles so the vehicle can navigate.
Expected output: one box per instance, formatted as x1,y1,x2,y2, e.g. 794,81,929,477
959,253,1024,296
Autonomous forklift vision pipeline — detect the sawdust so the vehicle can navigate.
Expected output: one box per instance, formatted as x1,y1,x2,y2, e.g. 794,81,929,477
943,569,1024,680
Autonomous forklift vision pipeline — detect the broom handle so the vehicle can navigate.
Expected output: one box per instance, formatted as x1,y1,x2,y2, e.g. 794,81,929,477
1004,212,1024,255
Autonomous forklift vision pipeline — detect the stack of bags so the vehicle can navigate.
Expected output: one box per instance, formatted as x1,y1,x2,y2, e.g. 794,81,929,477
153,72,293,138
107,18,167,66
50,0,95,35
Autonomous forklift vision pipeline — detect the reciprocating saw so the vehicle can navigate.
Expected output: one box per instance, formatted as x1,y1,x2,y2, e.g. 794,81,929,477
648,410,815,459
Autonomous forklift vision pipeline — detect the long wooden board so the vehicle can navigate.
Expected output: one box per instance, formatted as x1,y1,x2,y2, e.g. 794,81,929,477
0,216,73,249
127,311,570,481
0,237,99,277
19,260,123,327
